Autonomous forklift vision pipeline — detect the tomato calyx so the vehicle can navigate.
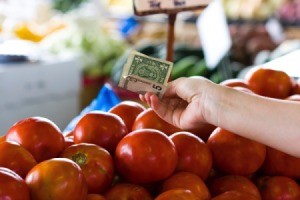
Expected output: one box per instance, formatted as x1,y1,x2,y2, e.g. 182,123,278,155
71,152,87,166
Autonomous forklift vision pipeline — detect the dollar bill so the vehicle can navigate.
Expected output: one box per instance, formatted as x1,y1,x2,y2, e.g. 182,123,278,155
118,50,173,98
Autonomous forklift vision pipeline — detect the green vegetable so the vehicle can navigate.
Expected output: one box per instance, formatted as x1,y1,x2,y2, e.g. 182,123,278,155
52,0,88,13
171,56,200,80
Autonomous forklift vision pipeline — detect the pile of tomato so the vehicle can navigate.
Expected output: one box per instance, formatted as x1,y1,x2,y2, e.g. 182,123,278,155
1,67,300,200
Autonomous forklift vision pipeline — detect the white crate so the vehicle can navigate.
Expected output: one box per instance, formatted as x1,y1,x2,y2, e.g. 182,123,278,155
0,58,81,135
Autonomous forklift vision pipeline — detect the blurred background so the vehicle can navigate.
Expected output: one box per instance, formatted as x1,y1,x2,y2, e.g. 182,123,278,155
0,0,299,133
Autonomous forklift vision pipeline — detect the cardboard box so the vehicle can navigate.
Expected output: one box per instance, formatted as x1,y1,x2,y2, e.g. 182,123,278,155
0,58,81,135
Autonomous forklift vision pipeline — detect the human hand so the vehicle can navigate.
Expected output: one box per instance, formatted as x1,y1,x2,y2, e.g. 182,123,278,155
140,77,219,131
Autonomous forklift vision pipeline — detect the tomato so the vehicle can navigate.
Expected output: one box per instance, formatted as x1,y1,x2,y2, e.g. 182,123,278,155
162,172,210,200
155,189,200,200
87,194,106,200
188,123,216,142
0,167,30,200
109,101,146,132
256,176,300,200
74,111,128,153
286,94,300,101
0,135,5,143
25,158,87,200
245,67,293,99
64,130,74,137
209,175,261,199
104,183,152,200
220,79,250,89
64,135,74,150
132,108,182,136
207,128,266,176
291,78,300,94
211,191,259,200
60,143,114,194
0,141,37,178
115,129,177,184
6,117,64,162
170,132,212,180
262,147,300,179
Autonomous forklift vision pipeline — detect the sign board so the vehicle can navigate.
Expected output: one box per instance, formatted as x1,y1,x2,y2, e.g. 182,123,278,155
263,50,300,78
197,0,231,69
134,0,212,15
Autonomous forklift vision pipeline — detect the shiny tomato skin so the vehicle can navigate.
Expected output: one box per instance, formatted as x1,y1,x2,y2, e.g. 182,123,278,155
74,111,128,153
256,176,300,200
104,183,152,200
212,191,259,200
220,79,250,89
109,101,146,132
245,67,293,99
170,132,212,180
162,172,210,200
115,129,178,184
64,135,74,150
25,158,88,200
0,167,30,200
209,175,261,199
262,147,300,179
6,117,64,162
132,108,182,136
0,141,37,178
60,143,114,194
87,194,106,200
207,128,266,176
155,189,200,200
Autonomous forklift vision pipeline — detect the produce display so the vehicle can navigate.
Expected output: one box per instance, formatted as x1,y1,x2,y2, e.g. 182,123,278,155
1,67,300,199
222,0,283,21
277,0,300,26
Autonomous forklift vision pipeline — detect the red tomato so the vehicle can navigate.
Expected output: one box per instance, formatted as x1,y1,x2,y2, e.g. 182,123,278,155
170,132,212,180
25,158,87,200
245,67,293,99
64,130,74,137
256,176,300,200
115,129,178,184
291,78,300,94
155,189,200,200
74,111,128,153
209,175,261,199
0,141,37,178
262,147,300,179
220,79,250,89
0,167,30,200
132,108,182,136
6,117,64,162
64,135,74,150
105,183,152,200
0,135,5,143
212,191,259,200
87,194,106,200
162,172,210,200
187,123,216,142
60,143,114,194
207,128,266,176
109,101,146,132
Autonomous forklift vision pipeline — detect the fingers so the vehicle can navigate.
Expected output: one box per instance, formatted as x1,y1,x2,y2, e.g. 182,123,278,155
164,77,205,103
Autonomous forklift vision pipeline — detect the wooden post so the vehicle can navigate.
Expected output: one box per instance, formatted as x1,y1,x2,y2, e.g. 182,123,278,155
166,13,177,62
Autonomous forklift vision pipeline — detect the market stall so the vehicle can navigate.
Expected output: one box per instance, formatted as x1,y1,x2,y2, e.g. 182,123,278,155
0,0,300,199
